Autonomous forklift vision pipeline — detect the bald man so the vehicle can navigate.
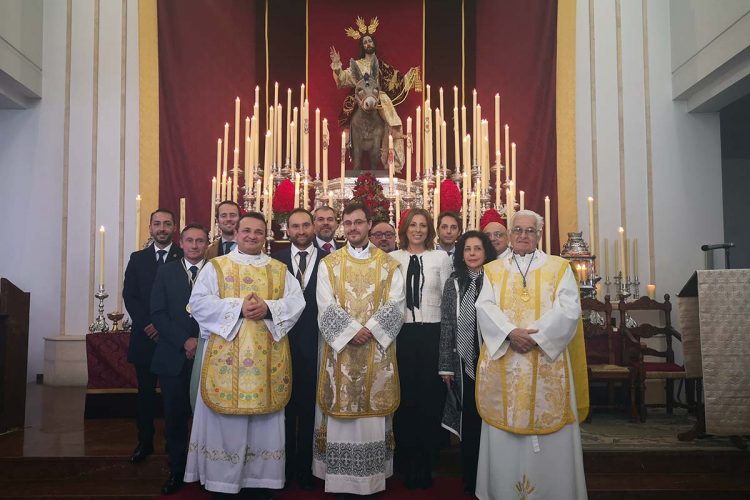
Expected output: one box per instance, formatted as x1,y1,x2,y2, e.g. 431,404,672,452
483,222,511,259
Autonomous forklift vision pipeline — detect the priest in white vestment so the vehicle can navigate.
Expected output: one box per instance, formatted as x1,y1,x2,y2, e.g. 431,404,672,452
184,213,305,496
475,210,589,500
313,202,406,495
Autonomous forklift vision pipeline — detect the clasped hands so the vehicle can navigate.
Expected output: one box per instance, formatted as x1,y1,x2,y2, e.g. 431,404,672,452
509,328,538,354
349,327,373,346
242,292,269,321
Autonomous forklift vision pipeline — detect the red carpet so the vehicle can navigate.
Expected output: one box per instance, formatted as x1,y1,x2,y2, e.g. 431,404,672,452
159,476,470,499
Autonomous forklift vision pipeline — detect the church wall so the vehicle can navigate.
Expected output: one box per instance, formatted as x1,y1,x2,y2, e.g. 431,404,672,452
0,0,140,382
575,0,724,356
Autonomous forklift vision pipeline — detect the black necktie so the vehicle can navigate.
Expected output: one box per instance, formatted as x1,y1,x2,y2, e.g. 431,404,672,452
189,265,198,282
224,241,233,254
296,251,308,288
157,249,166,264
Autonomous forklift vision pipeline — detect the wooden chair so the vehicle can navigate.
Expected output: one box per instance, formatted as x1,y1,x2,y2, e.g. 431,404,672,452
582,295,641,422
619,294,690,420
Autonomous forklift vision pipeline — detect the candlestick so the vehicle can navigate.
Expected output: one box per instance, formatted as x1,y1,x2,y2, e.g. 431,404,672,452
135,194,141,249
544,196,551,254
99,225,105,287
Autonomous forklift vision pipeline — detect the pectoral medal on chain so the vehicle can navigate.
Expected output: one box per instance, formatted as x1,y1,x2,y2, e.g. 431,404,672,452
513,251,536,303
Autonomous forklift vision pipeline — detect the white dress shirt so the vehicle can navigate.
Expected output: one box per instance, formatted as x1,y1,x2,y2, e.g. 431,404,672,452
290,244,317,289
391,249,452,323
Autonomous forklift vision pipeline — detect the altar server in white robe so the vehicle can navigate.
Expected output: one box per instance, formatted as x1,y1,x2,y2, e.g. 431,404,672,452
185,213,305,497
313,202,406,495
474,210,589,500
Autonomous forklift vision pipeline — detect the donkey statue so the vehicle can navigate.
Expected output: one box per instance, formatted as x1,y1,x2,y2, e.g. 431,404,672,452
348,57,385,170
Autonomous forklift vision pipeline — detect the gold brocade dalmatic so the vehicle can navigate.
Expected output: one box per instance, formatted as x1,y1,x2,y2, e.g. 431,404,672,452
200,257,291,415
317,248,401,418
476,256,576,435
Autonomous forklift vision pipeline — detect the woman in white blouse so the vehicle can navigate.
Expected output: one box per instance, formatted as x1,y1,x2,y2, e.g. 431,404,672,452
391,208,452,489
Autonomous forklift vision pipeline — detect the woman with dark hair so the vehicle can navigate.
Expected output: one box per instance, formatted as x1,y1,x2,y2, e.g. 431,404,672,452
391,208,452,489
438,230,497,495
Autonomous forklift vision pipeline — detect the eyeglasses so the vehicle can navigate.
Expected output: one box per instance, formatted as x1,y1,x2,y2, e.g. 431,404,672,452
342,219,368,228
487,231,507,239
371,231,395,239
511,227,539,236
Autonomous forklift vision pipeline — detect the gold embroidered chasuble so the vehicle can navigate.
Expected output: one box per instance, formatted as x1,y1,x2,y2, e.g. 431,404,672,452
200,256,292,415
476,255,589,435
316,246,405,418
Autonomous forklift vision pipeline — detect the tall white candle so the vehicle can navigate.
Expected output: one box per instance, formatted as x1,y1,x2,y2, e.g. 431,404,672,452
545,196,551,254
603,238,609,277
232,148,239,201
587,197,595,257
415,106,421,179
439,87,444,117
504,124,510,182
511,142,517,186
223,123,229,196
461,106,467,170
276,104,283,172
388,134,395,195
254,179,261,212
286,89,292,164
395,191,401,230
341,131,346,183
179,197,186,230
441,120,448,178
618,227,626,277
234,97,240,153
290,121,297,171
209,181,215,238
406,117,412,191
474,104,481,166
99,226,106,287
495,150,501,207
462,170,468,230
453,107,460,174
322,119,329,192
519,191,525,211
434,108,441,170
633,238,639,277
303,177,309,210
315,108,321,179
453,86,459,113
215,139,222,195
294,173,300,208
494,93,500,161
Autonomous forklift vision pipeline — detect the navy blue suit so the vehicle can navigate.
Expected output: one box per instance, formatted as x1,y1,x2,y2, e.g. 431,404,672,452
150,260,200,476
272,245,327,483
123,244,182,445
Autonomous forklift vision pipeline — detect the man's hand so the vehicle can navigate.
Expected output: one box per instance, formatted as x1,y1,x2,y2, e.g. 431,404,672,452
184,337,198,359
242,292,269,321
349,327,373,345
509,328,538,354
441,374,454,389
330,46,341,69
144,323,159,340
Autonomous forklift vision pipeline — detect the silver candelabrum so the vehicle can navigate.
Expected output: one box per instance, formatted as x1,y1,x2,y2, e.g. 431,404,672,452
89,285,110,333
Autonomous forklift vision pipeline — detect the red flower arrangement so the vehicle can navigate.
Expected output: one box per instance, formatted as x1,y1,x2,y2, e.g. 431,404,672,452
440,179,462,213
272,179,295,216
480,208,503,231
351,173,389,222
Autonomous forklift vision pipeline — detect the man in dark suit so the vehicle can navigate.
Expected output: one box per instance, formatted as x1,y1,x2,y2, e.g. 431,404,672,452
150,223,208,495
204,200,240,260
313,205,340,253
273,208,327,490
123,208,183,464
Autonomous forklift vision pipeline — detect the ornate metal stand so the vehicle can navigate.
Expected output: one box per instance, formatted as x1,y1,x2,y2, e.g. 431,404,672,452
89,285,110,333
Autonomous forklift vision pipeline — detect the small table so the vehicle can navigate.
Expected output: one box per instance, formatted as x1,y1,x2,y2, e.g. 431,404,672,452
84,331,162,418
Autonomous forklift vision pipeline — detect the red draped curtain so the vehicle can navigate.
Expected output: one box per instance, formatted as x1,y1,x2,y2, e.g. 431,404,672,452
157,0,557,248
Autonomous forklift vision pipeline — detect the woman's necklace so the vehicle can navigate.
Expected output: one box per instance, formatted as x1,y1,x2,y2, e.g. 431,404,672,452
512,251,536,302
